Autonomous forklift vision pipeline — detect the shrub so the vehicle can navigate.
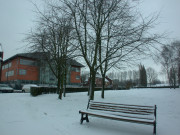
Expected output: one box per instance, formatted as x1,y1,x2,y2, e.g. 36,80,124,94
30,87,42,96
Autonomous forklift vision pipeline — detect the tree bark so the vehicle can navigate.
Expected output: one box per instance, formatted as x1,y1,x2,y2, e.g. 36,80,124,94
89,69,96,100
101,74,105,99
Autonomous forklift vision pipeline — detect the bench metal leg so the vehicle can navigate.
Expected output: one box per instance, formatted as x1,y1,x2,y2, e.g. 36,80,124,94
80,114,84,124
80,113,89,124
153,122,156,135
86,114,89,122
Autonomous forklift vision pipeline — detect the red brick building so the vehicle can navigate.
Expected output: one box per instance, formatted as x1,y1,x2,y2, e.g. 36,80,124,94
1,52,84,88
83,73,113,88
1,55,38,83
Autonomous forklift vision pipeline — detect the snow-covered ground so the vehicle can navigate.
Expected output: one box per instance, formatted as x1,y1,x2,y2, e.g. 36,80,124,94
0,88,180,135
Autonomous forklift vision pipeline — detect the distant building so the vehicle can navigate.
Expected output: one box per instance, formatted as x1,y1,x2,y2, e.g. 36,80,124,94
83,72,113,88
1,52,84,88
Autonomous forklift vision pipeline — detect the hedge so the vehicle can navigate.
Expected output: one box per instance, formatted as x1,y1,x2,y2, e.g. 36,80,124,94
30,87,114,96
66,87,114,93
30,87,57,96
134,86,179,89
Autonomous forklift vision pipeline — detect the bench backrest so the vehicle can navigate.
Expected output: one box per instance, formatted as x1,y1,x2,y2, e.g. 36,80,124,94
87,100,156,116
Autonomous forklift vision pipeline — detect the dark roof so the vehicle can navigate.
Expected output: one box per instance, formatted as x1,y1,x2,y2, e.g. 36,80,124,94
3,52,84,67
17,52,47,59
68,59,84,67
3,52,46,64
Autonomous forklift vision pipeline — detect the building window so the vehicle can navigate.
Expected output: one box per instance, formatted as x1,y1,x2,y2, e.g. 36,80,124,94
76,75,80,80
19,69,27,75
71,67,80,72
9,62,12,67
76,68,80,72
2,62,12,70
5,70,14,77
20,59,36,66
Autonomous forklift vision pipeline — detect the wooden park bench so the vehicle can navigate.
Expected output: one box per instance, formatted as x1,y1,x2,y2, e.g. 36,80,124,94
79,100,157,134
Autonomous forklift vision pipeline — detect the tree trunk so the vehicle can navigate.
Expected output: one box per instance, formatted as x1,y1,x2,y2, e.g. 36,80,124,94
63,65,67,97
89,70,96,100
101,74,105,99
58,78,62,99
88,70,92,96
178,65,180,86
59,79,63,99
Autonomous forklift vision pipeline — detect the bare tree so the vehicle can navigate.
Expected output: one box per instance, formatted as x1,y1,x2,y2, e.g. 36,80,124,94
160,45,174,85
26,5,76,99
146,67,158,86
169,67,177,88
128,70,133,81
96,0,161,98
171,41,180,86
133,70,139,86
158,41,180,87
122,71,128,82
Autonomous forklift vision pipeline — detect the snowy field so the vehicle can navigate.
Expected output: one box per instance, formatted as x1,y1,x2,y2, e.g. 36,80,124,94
0,88,180,135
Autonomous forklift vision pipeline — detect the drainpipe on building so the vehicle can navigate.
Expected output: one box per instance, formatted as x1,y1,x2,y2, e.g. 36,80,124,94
6,59,9,83
0,54,3,82
0,43,3,82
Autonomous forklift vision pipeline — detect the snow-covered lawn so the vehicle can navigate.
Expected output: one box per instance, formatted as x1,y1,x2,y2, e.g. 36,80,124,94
0,88,180,135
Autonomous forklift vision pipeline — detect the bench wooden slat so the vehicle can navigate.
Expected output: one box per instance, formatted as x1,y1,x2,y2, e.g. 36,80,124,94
109,112,154,121
79,110,155,125
90,101,154,108
90,103,155,111
89,106,153,115
90,104,154,114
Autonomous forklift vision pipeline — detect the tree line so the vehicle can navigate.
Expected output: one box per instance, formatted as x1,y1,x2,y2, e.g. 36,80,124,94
107,65,160,89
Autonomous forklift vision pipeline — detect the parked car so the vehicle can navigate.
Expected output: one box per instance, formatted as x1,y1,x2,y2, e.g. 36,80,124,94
0,84,14,93
22,84,38,93
39,84,57,88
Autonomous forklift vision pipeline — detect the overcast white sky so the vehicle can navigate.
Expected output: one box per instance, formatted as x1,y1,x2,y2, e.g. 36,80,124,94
0,0,180,80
